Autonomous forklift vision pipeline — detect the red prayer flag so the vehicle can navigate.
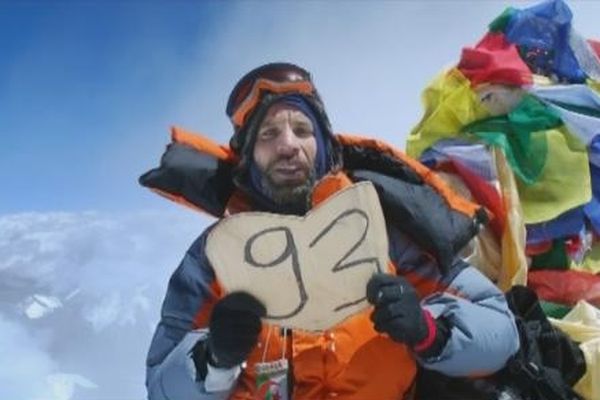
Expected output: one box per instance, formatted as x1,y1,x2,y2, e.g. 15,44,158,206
458,32,533,87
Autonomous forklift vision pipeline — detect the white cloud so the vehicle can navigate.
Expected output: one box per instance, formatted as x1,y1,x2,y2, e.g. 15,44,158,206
0,314,56,399
0,210,209,399
42,373,98,400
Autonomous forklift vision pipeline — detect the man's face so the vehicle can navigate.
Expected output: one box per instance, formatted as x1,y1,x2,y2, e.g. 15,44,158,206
252,102,317,206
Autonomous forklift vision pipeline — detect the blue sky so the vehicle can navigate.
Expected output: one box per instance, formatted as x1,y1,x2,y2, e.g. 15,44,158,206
1,2,227,213
1,1,599,399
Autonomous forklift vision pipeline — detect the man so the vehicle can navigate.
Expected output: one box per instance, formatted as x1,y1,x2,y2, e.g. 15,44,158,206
142,62,520,399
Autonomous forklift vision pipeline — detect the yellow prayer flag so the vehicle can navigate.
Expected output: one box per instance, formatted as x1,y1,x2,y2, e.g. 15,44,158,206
406,68,490,157
516,128,591,224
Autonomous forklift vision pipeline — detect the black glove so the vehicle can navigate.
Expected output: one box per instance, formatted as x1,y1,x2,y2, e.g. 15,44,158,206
366,273,430,348
207,292,266,368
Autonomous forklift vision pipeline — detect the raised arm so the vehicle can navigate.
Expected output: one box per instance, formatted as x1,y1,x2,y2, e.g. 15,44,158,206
387,224,520,376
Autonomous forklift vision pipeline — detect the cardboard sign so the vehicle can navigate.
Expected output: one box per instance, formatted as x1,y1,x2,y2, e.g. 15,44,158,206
205,181,389,331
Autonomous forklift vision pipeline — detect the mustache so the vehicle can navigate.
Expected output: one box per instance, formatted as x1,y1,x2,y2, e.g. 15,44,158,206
266,157,311,171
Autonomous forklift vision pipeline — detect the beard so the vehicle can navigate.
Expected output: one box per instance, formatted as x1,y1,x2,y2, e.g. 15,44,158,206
259,162,316,209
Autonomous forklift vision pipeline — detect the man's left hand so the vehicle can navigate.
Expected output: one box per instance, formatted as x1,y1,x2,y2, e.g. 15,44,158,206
366,273,431,348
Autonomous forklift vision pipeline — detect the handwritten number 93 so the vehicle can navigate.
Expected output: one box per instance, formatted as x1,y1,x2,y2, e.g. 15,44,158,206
243,209,383,319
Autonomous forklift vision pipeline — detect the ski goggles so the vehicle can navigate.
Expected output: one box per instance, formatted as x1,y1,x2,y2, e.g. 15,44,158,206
226,63,317,128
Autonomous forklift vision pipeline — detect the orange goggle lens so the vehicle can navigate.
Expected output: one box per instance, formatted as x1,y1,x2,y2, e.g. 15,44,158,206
230,78,315,127
226,64,311,116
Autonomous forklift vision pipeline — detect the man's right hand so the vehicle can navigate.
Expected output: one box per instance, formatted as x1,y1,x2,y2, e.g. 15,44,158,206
207,292,266,368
